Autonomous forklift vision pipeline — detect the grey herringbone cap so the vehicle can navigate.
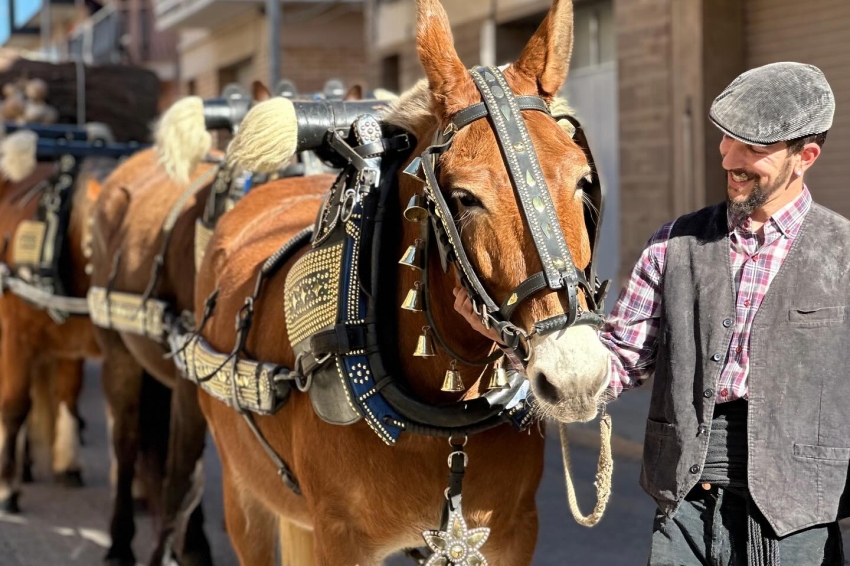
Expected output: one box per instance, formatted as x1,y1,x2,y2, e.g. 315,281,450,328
709,62,834,145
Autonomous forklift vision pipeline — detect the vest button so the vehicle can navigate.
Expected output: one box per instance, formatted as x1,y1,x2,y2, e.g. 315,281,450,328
703,389,713,398
711,353,722,362
690,465,700,474
723,318,733,328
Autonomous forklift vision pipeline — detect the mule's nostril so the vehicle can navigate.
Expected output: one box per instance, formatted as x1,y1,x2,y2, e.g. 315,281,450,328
531,371,562,405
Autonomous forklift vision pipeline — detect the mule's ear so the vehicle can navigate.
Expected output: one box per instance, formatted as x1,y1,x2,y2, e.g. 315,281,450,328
252,80,273,102
416,0,477,118
513,0,574,98
344,84,363,101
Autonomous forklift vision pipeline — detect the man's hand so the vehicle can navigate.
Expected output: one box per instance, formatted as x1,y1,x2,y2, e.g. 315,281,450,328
452,286,505,345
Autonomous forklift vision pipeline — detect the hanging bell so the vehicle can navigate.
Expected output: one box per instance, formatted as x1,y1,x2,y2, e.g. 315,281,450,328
413,326,436,357
401,281,424,312
399,239,424,270
441,360,465,392
403,193,429,223
487,357,510,390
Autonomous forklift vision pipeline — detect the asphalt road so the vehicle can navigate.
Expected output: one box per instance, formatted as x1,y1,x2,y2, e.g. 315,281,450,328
0,363,843,565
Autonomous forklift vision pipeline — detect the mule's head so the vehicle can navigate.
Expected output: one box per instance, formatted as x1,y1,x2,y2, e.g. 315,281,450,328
409,0,610,422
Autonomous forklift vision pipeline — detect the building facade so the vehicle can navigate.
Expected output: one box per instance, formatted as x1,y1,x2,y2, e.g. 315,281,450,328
154,0,367,99
0,0,179,108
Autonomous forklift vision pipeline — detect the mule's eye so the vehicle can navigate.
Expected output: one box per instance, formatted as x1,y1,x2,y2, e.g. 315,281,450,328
450,190,483,210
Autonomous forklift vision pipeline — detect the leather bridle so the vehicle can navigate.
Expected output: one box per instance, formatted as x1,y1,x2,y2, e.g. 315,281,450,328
408,66,610,360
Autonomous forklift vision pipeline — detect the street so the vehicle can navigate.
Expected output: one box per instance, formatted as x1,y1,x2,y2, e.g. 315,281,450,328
0,363,841,565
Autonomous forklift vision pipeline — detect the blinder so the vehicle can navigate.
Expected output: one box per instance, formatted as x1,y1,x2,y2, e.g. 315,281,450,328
410,66,609,355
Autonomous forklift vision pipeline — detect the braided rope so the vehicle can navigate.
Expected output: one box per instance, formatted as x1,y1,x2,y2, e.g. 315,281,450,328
558,411,613,527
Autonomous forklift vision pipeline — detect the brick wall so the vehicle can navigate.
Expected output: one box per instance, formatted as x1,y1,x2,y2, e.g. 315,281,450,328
615,0,674,280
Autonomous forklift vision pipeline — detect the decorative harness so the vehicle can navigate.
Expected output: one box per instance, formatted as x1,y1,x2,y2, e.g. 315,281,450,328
2,135,149,322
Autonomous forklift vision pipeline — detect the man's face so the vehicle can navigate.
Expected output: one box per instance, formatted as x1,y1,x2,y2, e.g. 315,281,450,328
719,135,795,216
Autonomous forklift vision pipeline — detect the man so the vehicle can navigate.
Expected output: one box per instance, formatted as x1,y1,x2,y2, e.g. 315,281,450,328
599,62,843,565
456,62,845,565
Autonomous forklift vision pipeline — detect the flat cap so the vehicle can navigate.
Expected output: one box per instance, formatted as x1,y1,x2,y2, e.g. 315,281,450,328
709,62,834,145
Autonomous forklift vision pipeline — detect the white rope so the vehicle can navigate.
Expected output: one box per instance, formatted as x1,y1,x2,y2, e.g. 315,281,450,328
558,409,613,527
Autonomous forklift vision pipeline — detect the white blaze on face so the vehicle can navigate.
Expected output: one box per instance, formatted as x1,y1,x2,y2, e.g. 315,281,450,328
53,402,81,474
526,325,610,423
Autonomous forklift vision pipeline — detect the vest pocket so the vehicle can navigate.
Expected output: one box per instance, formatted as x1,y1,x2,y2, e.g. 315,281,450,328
787,306,845,327
793,443,850,520
642,419,675,495
793,443,850,461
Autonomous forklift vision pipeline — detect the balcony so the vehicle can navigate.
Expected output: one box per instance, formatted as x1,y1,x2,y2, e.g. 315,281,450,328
153,0,361,32
67,3,177,67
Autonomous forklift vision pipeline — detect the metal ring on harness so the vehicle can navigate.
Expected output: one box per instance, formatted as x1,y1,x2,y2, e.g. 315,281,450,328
340,188,357,222
292,353,313,393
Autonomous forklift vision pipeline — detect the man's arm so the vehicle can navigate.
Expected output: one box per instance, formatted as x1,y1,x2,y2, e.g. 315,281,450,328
600,222,673,398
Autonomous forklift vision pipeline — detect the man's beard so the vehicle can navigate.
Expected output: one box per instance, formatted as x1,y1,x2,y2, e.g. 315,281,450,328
727,160,793,217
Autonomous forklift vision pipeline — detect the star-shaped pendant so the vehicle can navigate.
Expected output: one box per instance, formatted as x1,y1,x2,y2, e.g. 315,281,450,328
421,501,490,566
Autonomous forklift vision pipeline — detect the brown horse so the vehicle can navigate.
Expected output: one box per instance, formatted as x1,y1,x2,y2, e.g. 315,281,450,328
87,144,222,566
0,134,116,511
193,0,610,563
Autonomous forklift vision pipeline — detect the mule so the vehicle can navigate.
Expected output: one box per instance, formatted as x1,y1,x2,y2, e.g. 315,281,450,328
192,0,610,563
0,133,116,511
86,81,377,565
87,143,221,565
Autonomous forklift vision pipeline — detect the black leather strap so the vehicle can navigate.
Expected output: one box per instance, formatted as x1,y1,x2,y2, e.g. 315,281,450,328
309,323,371,355
451,95,550,131
469,66,577,291
500,271,547,320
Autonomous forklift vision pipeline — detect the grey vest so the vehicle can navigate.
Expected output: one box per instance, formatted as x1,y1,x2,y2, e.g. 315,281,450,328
641,200,850,536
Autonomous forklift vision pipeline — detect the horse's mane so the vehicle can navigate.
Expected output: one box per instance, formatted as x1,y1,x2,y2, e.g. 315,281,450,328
383,79,432,137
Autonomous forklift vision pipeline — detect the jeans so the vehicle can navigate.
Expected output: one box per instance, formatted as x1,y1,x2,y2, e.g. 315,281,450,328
648,486,845,565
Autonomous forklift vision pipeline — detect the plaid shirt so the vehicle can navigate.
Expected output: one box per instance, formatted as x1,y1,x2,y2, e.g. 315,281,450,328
602,187,813,402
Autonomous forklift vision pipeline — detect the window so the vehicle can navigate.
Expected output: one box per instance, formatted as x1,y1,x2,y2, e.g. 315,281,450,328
572,0,614,69
381,54,400,93
495,0,613,70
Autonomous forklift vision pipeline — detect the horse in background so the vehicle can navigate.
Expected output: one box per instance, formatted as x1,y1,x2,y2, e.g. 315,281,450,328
0,129,121,511
190,0,610,562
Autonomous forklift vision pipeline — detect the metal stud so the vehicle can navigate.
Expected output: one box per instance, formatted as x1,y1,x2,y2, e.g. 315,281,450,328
402,281,424,312
414,326,436,357
441,360,465,392
399,239,424,270
487,357,510,390
403,194,429,222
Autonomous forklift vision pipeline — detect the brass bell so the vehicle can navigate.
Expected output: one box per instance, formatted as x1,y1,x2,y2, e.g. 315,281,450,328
487,357,510,390
401,281,423,312
403,193,428,223
399,239,424,270
441,360,465,392
413,326,436,357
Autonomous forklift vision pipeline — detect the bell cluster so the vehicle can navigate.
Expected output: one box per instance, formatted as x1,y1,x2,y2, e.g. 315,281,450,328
398,183,509,394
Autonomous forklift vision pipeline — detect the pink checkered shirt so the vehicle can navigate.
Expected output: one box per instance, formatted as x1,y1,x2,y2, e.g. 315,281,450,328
602,187,813,402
